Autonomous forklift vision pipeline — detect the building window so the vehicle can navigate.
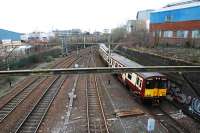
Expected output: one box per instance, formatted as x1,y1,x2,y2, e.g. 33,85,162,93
192,30,200,38
176,30,188,38
163,31,173,38
153,31,162,37
165,16,172,22
153,31,155,37
153,30,162,37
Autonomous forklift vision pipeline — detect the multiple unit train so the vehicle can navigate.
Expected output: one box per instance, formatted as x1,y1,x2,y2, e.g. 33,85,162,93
99,43,168,103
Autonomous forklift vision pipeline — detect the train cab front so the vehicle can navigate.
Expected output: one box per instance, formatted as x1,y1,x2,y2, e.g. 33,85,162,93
143,77,168,104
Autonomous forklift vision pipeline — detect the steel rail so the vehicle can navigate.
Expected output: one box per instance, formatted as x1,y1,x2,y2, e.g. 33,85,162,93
15,53,85,133
0,66,200,76
85,77,90,133
0,77,44,123
92,54,109,133
85,57,91,133
0,53,79,123
33,76,66,133
94,76,110,133
14,76,60,133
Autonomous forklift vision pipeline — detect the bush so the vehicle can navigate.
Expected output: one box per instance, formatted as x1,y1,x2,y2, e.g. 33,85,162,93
4,48,62,70
45,56,54,62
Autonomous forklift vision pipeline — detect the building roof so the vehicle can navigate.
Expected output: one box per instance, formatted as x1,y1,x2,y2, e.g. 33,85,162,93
153,1,200,13
0,29,21,41
111,53,165,79
137,9,154,21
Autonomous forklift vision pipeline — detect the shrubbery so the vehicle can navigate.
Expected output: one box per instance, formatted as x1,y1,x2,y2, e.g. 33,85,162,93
1,48,61,70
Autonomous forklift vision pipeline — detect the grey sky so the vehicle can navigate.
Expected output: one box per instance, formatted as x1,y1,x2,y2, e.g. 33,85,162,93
0,0,179,33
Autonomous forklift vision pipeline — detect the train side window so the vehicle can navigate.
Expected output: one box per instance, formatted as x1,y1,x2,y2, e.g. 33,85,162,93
139,80,142,87
128,74,132,80
136,77,139,85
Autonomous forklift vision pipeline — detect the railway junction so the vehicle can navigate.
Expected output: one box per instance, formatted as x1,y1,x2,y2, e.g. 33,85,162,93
0,45,200,133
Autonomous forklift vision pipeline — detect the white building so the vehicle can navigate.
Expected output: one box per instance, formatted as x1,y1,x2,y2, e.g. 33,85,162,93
21,32,51,42
126,20,146,33
136,9,154,31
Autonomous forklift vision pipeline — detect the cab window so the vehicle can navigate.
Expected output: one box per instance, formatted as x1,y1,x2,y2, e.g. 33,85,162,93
146,80,154,89
158,80,167,88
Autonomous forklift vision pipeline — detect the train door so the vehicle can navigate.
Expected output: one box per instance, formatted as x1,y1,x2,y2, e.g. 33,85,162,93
122,73,126,83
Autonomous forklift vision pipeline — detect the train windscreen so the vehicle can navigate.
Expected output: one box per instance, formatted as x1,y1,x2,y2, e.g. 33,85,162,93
146,79,167,89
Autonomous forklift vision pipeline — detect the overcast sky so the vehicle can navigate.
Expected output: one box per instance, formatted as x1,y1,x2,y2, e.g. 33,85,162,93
0,0,180,33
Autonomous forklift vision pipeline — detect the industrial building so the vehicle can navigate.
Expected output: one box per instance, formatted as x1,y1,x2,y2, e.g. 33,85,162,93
137,9,154,31
21,32,50,43
0,29,21,44
126,20,146,33
150,0,200,47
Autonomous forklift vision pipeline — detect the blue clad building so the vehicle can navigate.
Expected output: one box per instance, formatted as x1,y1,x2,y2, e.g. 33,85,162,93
150,0,200,47
0,29,21,42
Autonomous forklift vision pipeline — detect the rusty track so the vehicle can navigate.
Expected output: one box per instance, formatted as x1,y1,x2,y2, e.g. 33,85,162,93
14,76,65,133
0,54,76,124
0,77,43,122
13,56,83,132
86,54,109,133
0,48,91,132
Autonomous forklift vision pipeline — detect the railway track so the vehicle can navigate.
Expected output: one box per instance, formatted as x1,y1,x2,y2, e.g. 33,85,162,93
0,77,43,122
0,55,76,123
85,55,109,133
13,55,85,133
0,48,91,132
14,76,66,133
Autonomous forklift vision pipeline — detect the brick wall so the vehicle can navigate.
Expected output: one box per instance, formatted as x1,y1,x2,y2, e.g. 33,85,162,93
150,20,200,47
150,20,200,31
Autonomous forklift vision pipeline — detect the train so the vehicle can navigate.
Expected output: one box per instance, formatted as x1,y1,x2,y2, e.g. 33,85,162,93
99,43,168,104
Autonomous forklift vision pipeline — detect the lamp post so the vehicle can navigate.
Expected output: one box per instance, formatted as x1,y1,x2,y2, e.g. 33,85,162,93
59,34,68,56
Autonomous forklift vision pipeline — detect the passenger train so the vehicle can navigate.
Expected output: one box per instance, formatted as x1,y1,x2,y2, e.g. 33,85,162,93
99,43,168,103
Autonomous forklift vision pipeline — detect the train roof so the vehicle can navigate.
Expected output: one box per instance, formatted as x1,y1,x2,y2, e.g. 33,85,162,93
99,43,108,52
111,53,165,78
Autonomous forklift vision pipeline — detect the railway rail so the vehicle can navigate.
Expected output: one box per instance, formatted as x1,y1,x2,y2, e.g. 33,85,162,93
0,54,77,123
14,76,65,133
85,55,109,133
0,48,91,132
0,77,42,122
13,53,86,132
86,75,109,133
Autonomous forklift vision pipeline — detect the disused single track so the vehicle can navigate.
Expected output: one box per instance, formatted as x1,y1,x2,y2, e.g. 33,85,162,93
86,55,109,133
